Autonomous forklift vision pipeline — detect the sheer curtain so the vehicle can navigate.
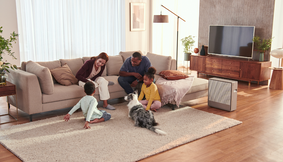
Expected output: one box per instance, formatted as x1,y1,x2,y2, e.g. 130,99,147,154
271,0,283,67
16,0,125,62
151,0,199,69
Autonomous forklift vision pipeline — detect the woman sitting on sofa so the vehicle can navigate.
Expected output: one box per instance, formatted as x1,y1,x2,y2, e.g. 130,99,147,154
76,52,116,110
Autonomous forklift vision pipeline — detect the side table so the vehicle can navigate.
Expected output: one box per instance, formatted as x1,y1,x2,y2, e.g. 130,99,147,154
0,81,18,125
269,68,283,90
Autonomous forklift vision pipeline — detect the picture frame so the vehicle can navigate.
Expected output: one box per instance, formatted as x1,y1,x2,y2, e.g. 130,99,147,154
130,3,145,31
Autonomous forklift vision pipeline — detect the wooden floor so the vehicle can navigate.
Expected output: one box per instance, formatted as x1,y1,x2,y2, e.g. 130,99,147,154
1,72,283,162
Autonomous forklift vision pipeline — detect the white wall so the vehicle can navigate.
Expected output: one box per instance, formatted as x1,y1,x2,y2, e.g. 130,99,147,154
125,0,151,55
0,0,20,67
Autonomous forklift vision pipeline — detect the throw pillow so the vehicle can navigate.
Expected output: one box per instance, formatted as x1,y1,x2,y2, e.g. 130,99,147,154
50,64,78,86
59,58,84,76
26,61,54,95
159,70,188,80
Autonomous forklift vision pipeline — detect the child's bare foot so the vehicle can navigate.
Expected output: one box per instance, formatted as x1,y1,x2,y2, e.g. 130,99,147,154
151,109,157,112
89,118,105,123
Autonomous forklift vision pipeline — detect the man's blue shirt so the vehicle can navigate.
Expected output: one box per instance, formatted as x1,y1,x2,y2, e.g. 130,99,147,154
120,56,151,76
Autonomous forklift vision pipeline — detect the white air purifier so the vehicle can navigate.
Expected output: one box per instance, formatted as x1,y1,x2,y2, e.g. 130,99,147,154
208,78,238,111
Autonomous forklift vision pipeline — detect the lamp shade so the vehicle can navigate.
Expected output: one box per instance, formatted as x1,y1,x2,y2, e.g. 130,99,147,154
184,53,191,61
270,48,283,58
153,15,169,23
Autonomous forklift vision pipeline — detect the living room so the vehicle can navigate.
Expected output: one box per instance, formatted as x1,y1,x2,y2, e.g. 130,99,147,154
1,0,283,161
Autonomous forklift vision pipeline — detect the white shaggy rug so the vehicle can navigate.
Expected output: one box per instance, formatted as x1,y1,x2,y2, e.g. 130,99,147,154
0,103,242,162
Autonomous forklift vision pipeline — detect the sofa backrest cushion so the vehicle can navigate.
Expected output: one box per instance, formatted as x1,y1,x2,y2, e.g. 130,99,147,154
82,56,107,76
37,60,61,70
26,61,54,95
146,52,172,74
119,51,143,62
82,57,91,63
60,58,84,76
106,55,123,76
21,60,61,72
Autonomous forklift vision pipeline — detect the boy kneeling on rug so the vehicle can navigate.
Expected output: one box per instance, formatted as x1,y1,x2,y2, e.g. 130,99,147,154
64,81,111,129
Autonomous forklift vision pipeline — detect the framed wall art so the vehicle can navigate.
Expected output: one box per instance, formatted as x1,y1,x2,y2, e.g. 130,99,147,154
130,3,145,31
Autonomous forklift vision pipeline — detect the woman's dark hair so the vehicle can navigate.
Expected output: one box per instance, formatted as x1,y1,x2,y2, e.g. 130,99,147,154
145,67,156,80
84,81,96,95
90,52,109,63
132,52,142,60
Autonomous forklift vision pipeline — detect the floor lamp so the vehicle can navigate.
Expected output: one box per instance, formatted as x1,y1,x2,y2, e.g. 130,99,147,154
153,5,186,70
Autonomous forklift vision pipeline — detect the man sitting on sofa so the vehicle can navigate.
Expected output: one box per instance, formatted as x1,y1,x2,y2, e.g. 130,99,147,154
118,52,151,94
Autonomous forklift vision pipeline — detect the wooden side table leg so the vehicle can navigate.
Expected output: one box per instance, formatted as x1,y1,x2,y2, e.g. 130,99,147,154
269,69,283,90
8,103,10,109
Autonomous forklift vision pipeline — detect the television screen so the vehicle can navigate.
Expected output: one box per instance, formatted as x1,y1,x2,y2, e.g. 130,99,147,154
208,25,255,59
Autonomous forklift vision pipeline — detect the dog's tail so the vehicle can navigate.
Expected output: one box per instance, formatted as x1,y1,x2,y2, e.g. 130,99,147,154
147,125,167,135
154,128,167,135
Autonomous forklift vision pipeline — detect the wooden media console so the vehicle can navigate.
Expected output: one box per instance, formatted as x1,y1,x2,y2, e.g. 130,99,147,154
190,55,272,85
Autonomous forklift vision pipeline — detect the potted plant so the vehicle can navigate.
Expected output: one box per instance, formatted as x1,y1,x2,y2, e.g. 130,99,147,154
253,36,272,62
181,35,195,74
0,26,18,85
181,35,195,55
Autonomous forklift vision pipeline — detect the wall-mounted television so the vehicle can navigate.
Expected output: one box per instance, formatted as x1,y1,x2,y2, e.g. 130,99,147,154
208,25,255,59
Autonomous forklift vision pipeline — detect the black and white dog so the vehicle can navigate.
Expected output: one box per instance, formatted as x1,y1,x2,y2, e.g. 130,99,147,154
124,92,166,135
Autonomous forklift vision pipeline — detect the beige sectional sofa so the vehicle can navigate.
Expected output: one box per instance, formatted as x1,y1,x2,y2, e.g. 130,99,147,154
7,51,208,121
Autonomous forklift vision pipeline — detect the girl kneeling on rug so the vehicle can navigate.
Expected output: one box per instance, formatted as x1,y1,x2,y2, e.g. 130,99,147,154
138,67,161,112
64,81,111,129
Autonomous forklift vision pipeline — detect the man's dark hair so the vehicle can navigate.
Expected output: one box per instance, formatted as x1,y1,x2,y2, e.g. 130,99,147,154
84,81,95,95
132,52,142,60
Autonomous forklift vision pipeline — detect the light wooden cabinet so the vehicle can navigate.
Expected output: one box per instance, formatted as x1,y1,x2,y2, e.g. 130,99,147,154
190,55,272,84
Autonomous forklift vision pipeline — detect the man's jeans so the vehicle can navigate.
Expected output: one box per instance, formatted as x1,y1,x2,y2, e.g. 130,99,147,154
118,76,146,94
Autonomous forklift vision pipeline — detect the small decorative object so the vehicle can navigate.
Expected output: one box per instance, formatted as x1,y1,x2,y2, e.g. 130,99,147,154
200,45,205,56
0,26,18,85
130,3,145,31
253,36,272,62
194,48,199,54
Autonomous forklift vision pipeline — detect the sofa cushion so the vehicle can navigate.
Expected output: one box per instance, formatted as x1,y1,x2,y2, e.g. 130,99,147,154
82,57,91,63
103,76,125,93
187,78,208,94
42,84,85,103
119,51,143,62
21,62,27,71
21,60,61,71
159,70,188,80
50,64,78,86
106,55,123,76
60,58,84,76
26,61,54,95
37,60,61,70
146,52,172,74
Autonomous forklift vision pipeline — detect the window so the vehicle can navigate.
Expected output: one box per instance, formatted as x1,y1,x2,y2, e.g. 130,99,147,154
16,0,125,62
